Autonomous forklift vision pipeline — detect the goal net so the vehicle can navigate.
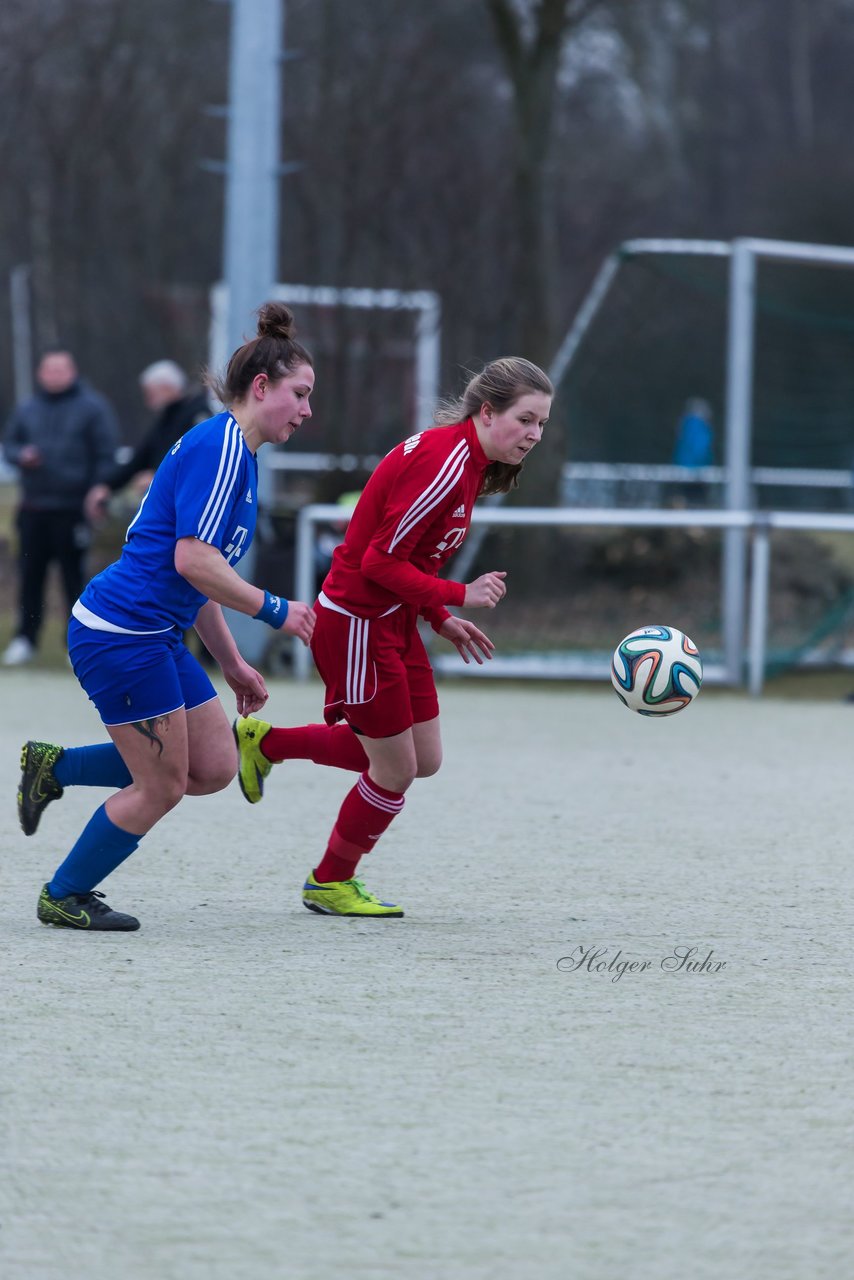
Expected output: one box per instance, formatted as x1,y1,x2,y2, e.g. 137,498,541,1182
559,241,854,507
209,281,440,666
209,281,441,467
436,239,854,685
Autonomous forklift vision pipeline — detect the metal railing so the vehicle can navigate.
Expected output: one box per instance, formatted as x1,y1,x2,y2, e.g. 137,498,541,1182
561,462,853,492
292,504,854,694
266,454,854,493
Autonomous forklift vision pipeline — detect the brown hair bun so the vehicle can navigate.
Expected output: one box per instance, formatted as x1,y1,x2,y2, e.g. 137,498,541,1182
256,301,296,341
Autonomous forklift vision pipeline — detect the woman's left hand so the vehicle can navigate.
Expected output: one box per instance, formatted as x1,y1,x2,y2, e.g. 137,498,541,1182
222,658,269,715
438,617,495,665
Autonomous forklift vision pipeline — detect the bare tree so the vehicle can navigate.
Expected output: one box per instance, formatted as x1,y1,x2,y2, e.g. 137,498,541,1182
484,0,618,500
484,0,579,363
0,0,226,425
4,0,854,479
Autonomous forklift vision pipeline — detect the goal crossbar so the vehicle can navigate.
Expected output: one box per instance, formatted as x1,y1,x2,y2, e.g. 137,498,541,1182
209,280,441,432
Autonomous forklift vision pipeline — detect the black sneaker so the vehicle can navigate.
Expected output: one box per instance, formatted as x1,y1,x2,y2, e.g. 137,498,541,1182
18,741,65,836
37,884,140,931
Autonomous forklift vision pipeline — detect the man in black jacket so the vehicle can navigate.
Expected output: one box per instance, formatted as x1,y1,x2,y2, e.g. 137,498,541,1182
84,360,210,523
2,348,119,666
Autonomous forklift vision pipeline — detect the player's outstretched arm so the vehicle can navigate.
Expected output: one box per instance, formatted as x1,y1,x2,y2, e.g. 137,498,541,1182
174,536,315,644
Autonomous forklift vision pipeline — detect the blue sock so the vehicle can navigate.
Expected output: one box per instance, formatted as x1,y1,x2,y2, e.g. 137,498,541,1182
53,744,133,790
48,803,142,899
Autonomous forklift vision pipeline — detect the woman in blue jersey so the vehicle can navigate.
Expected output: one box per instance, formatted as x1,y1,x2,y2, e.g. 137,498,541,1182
19,303,316,931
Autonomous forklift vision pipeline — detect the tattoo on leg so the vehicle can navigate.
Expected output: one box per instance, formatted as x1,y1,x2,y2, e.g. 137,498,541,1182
131,716,168,757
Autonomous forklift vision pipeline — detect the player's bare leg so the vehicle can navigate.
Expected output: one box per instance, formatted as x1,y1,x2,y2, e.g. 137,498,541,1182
104,710,191,833
185,698,237,796
411,715,442,778
358,727,417,793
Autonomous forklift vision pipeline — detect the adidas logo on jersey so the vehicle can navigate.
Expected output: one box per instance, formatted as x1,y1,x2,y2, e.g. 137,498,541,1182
246,489,253,503
403,433,422,455
453,504,466,518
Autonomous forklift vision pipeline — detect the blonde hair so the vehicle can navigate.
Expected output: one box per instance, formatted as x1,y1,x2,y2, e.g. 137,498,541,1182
435,357,553,495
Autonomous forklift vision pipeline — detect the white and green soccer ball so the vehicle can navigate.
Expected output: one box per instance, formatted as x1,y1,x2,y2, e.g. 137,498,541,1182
610,625,703,716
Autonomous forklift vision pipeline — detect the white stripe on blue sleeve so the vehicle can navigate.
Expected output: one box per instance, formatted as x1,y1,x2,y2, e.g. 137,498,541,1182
198,417,243,543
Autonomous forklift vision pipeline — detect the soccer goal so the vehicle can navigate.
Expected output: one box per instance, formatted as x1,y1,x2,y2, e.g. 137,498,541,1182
555,237,854,682
208,280,441,665
209,281,441,447
291,500,854,695
446,237,854,688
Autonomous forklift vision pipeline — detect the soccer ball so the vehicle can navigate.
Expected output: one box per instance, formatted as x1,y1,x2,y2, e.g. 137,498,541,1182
610,625,703,716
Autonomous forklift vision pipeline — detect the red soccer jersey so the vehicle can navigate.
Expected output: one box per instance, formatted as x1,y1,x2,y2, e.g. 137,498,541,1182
320,417,489,622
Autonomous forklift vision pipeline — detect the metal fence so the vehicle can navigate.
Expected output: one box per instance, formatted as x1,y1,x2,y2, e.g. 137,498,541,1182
292,503,854,695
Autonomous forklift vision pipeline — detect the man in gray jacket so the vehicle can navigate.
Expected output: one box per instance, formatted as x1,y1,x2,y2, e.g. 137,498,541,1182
2,348,119,665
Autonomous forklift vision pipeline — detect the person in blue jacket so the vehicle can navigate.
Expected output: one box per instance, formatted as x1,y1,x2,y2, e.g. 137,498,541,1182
18,302,316,932
672,397,714,504
673,397,714,466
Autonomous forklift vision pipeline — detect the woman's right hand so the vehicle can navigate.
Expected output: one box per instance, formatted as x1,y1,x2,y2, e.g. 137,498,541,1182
463,571,507,608
281,601,316,645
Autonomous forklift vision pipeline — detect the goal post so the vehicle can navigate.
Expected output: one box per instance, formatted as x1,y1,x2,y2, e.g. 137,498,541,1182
550,235,854,684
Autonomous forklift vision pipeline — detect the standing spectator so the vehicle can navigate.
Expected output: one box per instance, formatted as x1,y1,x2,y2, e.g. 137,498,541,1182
85,360,210,522
2,348,119,666
672,397,714,505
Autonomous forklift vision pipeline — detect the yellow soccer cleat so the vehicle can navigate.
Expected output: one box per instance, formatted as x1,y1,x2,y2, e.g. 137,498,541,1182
302,872,404,918
232,715,273,804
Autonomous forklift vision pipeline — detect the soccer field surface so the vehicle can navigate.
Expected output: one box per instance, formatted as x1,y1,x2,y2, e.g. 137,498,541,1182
2,673,852,1280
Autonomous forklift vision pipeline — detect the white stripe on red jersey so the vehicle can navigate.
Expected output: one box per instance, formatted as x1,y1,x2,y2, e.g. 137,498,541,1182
320,418,489,618
388,439,470,552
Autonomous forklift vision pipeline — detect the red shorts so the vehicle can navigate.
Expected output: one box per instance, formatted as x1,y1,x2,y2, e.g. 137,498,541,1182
311,593,439,738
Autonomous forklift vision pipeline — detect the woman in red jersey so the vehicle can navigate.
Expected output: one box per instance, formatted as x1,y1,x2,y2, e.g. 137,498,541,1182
234,356,553,916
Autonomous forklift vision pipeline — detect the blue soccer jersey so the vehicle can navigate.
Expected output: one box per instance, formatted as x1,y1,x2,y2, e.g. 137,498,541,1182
77,412,258,633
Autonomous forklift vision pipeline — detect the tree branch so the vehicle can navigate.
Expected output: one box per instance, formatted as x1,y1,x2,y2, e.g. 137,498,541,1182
484,0,525,75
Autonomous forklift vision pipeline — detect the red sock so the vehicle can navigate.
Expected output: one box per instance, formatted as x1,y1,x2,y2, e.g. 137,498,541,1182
261,723,368,772
314,773,405,883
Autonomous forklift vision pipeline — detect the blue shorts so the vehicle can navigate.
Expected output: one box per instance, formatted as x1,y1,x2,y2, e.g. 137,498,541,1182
67,618,217,726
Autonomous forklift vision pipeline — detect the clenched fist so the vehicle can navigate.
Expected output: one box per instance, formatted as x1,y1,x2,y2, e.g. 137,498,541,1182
463,571,507,609
282,600,316,645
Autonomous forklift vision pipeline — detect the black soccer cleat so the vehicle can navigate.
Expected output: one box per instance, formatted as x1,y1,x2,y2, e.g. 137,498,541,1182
18,740,65,836
37,884,140,931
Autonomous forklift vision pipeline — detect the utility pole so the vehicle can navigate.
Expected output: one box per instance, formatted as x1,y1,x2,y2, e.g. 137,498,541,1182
219,0,286,662
224,0,283,387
